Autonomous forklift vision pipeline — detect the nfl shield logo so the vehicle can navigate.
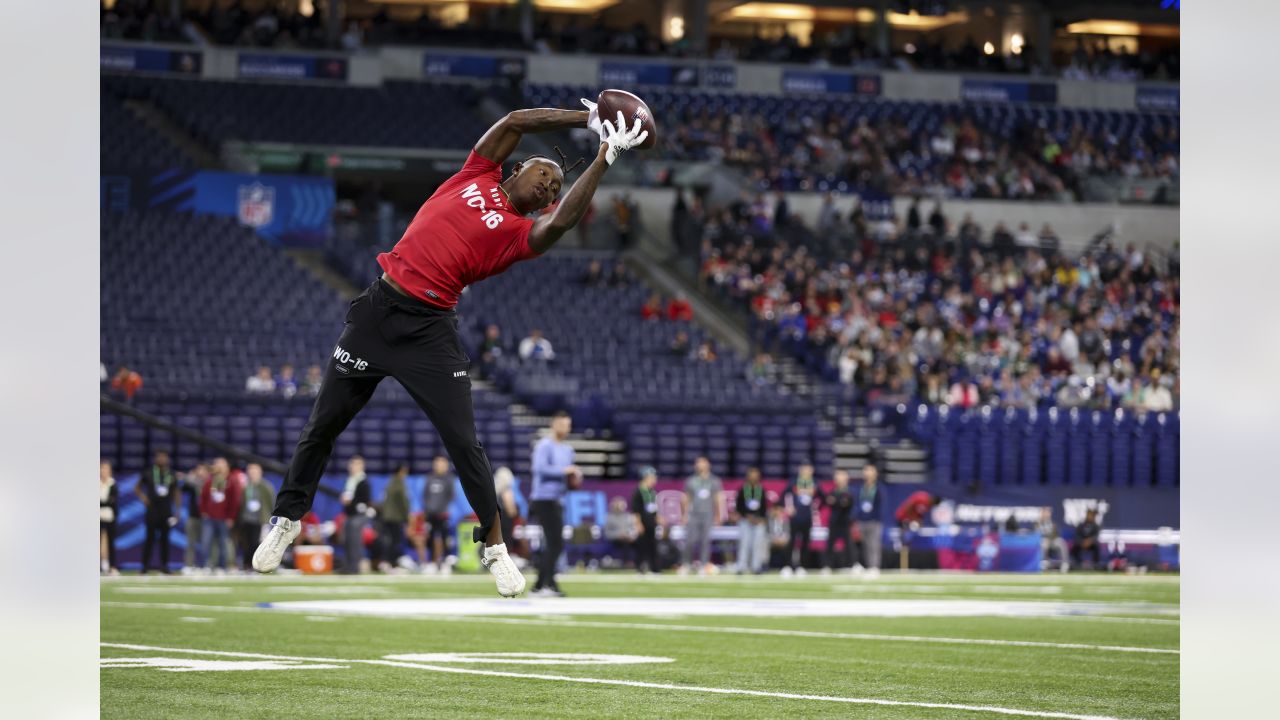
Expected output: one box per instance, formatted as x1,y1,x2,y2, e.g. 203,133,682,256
238,183,275,228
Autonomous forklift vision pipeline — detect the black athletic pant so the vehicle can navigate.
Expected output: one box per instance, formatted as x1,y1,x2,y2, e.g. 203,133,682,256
789,520,812,569
1072,540,1102,567
824,520,851,569
236,521,261,570
141,520,170,572
379,521,406,565
274,278,500,545
636,524,658,572
533,499,563,591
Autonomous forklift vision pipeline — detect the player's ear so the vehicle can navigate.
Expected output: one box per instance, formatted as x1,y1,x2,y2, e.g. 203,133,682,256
510,161,524,178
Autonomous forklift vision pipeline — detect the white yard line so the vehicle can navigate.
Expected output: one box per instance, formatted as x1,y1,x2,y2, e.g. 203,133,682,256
100,642,1135,720
101,601,1177,655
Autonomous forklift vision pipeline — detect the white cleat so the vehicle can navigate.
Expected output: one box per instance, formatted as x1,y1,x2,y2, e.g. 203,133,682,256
252,516,301,573
481,543,527,598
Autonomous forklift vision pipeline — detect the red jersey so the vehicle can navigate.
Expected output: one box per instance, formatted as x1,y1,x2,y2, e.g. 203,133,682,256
377,150,538,308
895,490,934,524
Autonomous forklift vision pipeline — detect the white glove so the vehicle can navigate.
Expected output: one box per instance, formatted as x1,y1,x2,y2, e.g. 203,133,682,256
600,110,649,166
580,98,604,139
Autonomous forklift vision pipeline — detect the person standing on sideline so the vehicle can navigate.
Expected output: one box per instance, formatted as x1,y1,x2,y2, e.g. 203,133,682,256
823,470,855,575
378,463,411,572
236,463,275,572
136,451,181,574
200,458,242,573
99,460,119,575
494,467,521,557
422,455,457,574
854,464,884,577
631,467,661,573
136,448,181,571
181,463,208,572
782,462,823,577
340,456,373,574
680,456,723,574
734,467,769,575
1071,508,1103,570
531,412,579,596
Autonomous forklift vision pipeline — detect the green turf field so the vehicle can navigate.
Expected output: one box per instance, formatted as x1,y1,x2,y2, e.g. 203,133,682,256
101,571,1178,719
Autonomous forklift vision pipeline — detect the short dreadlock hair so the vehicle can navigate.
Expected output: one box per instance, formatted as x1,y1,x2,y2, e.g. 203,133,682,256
519,145,586,176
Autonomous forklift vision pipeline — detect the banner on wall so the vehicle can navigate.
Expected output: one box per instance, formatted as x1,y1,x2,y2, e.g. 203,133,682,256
238,52,348,81
1135,85,1179,112
100,169,335,245
424,53,526,80
961,79,1058,104
598,62,719,88
101,45,202,75
781,71,881,96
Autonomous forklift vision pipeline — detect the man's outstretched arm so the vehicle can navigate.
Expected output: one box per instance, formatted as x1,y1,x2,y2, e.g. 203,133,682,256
474,108,588,165
527,114,648,255
527,143,609,255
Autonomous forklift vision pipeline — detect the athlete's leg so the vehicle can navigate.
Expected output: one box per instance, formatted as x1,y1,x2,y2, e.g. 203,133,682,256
274,370,381,520
397,364,501,547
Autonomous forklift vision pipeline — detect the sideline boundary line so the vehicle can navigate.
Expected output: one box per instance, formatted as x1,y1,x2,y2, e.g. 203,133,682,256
102,601,1178,655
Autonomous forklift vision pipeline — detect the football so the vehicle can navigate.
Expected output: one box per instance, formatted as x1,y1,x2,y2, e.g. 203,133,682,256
596,89,657,149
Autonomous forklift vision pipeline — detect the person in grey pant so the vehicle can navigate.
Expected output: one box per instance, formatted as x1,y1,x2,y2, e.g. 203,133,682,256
681,457,723,572
340,456,373,574
854,464,883,573
734,467,769,574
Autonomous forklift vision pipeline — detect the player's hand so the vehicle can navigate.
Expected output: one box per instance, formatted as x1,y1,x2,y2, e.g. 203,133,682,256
580,98,604,138
600,111,648,166
167,516,178,528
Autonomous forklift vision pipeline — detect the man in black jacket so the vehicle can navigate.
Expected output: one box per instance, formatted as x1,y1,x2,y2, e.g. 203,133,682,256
1071,508,1103,570
822,470,854,574
136,451,181,574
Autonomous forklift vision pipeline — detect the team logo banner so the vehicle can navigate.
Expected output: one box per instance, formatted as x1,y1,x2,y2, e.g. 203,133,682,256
961,79,1058,104
781,71,880,96
238,53,348,81
101,45,202,75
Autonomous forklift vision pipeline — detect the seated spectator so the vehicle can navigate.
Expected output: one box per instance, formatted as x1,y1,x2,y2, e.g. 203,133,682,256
693,339,718,363
1142,369,1175,412
670,331,691,357
747,353,775,385
480,324,506,367
276,363,298,399
1044,347,1072,377
948,376,979,409
109,365,143,401
608,261,632,287
518,329,556,362
666,294,694,321
641,294,663,321
245,366,275,394
1070,508,1103,570
302,364,323,397
581,259,605,287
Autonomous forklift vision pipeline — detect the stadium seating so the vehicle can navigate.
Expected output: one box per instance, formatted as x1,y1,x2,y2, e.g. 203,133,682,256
100,210,535,475
906,404,1177,487
101,75,486,151
100,89,193,172
528,84,1179,196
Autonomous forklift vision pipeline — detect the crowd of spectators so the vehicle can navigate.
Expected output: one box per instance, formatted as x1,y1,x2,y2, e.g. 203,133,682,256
691,196,1179,416
105,2,1177,82
245,363,323,399
100,0,188,44
654,102,1177,201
